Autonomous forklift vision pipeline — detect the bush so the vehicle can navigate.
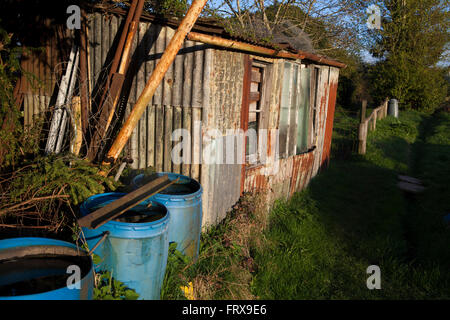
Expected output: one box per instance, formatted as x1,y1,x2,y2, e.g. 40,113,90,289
369,55,448,112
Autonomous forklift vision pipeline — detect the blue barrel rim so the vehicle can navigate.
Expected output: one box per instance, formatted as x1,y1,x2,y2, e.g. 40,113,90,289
80,192,170,229
0,237,93,299
132,172,203,201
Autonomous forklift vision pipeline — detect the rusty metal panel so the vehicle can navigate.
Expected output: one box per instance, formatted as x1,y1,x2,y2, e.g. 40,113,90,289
244,60,334,208
312,66,330,176
320,67,340,169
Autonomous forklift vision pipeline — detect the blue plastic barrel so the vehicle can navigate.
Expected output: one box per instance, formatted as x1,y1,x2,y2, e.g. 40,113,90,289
0,237,94,300
80,193,170,300
132,172,203,260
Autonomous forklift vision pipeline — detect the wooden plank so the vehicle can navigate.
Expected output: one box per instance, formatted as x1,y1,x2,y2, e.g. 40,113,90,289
164,105,173,172
172,44,184,107
239,55,252,194
191,107,201,181
251,70,261,83
249,92,260,102
137,24,147,169
153,25,164,105
172,106,183,174
259,64,272,131
130,107,139,169
163,27,175,106
397,181,425,194
288,64,299,156
147,105,156,168
182,106,192,177
398,175,423,185
183,40,194,108
192,45,204,108
155,104,164,172
71,96,82,156
93,13,102,87
77,175,174,229
138,108,147,169
308,66,317,148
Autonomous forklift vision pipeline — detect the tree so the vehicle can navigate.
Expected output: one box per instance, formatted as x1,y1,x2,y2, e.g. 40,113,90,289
206,1,366,55
368,0,449,110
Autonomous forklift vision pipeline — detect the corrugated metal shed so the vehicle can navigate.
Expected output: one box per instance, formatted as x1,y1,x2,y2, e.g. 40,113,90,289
17,8,341,229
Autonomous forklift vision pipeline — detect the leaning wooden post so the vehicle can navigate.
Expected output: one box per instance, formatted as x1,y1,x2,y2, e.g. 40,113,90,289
358,100,368,155
104,0,208,165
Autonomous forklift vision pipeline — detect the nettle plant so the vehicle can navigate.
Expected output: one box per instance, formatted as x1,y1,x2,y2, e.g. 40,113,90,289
93,270,139,300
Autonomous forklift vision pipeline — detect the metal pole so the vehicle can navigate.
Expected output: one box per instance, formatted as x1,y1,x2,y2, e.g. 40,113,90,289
45,45,79,154
105,0,209,164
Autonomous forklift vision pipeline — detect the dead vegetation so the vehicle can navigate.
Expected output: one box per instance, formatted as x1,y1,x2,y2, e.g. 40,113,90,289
162,191,270,300
0,154,120,238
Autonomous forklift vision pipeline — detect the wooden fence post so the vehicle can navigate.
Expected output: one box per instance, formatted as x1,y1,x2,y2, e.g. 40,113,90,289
373,110,377,130
357,98,389,155
358,100,368,154
358,122,367,154
360,100,367,123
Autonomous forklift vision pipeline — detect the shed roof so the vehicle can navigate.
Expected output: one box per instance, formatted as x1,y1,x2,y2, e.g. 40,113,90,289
85,3,346,69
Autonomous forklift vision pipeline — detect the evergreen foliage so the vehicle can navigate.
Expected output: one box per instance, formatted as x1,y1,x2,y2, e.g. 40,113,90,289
368,0,449,110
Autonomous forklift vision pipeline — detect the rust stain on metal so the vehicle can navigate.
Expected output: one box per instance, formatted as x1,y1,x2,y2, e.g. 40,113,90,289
321,80,338,168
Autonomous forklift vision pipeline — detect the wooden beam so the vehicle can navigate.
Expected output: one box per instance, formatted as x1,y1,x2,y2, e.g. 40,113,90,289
77,175,176,229
249,92,260,102
397,181,425,194
398,175,423,185
251,70,261,83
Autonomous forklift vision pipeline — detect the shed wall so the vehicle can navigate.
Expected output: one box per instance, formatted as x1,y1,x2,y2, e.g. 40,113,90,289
18,12,340,229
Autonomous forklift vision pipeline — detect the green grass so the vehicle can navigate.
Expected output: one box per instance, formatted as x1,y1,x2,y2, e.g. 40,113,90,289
161,194,263,300
252,110,450,299
161,109,450,300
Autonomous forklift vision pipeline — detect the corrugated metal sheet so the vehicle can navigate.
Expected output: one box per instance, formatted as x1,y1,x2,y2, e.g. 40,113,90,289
320,67,339,168
201,50,245,228
311,66,330,177
244,62,339,205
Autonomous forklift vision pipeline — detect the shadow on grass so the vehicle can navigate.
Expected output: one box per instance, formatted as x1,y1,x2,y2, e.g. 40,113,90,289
253,111,450,300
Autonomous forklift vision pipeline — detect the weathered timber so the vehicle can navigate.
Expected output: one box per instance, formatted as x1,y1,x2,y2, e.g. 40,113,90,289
105,0,209,164
77,174,176,229
398,175,423,185
397,181,425,194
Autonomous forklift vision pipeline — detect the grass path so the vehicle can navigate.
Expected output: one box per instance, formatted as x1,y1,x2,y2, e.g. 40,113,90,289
161,109,450,300
252,110,450,299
